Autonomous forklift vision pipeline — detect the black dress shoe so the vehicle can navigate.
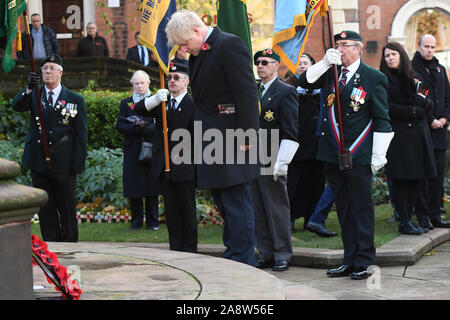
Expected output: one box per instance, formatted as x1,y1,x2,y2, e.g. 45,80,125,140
255,257,274,269
306,222,337,237
418,216,434,230
351,268,371,280
326,265,354,277
399,221,423,235
272,260,289,272
430,216,450,228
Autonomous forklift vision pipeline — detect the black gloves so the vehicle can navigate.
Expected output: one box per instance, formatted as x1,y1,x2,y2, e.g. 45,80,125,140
413,94,433,109
136,125,151,137
27,71,40,89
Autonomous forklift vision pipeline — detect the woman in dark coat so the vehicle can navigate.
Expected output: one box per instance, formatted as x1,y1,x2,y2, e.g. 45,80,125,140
284,53,325,230
380,42,436,235
116,70,160,230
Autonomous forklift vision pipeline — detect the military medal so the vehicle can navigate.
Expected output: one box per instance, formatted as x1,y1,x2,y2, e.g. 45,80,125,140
264,109,274,121
350,86,367,112
327,92,335,107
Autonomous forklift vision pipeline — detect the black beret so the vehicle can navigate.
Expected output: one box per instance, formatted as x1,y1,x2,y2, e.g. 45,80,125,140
253,48,280,65
169,62,189,75
334,30,362,42
40,54,63,68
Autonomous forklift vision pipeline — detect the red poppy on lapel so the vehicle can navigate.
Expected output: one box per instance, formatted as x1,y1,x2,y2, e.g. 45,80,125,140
201,43,211,51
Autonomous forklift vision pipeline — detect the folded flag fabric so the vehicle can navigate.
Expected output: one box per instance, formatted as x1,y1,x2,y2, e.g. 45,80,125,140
272,0,328,74
139,0,177,75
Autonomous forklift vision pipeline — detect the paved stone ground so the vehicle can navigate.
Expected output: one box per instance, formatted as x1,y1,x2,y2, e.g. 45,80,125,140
32,238,450,301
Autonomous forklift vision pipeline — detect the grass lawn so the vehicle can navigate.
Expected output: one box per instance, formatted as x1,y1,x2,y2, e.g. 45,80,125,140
31,201,450,250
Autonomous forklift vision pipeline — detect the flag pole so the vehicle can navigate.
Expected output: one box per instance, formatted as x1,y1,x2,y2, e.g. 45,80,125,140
326,5,352,170
159,67,171,180
23,11,52,168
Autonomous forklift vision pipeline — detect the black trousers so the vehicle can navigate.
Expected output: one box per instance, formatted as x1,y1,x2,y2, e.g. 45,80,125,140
287,160,325,225
31,171,78,242
161,179,197,253
415,149,446,219
129,196,159,229
392,179,420,224
325,164,375,269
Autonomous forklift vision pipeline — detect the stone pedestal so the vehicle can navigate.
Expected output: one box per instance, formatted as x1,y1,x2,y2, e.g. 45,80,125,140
0,158,47,300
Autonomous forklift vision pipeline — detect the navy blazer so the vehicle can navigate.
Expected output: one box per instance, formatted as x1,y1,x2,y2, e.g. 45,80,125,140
133,94,196,182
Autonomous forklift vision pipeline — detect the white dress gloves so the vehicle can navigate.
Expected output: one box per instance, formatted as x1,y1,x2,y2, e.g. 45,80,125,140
306,48,342,83
371,132,395,174
144,89,169,111
273,139,300,181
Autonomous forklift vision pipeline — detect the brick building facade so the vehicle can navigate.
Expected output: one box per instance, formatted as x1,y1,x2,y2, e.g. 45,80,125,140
22,0,449,70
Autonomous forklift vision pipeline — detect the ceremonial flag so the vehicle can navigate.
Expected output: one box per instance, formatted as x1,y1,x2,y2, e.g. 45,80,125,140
139,0,177,75
217,0,252,54
0,0,27,73
272,0,328,74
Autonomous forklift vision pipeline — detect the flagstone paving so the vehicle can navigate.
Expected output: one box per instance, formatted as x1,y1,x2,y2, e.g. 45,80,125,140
32,229,450,300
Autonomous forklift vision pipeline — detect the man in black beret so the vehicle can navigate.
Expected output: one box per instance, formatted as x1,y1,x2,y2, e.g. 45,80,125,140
132,62,198,253
251,48,299,272
299,31,394,279
12,54,88,242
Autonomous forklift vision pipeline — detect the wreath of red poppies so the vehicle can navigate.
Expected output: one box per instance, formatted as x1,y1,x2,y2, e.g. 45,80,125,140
31,235,82,300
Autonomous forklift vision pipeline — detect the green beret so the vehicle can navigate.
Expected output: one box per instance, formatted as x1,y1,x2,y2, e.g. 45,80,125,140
253,48,280,65
334,30,362,42
40,54,63,68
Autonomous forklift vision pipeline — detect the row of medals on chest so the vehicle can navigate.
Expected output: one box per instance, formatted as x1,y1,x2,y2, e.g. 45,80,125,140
36,99,78,133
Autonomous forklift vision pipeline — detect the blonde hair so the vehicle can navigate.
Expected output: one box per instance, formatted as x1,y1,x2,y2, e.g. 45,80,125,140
130,70,150,85
166,10,204,47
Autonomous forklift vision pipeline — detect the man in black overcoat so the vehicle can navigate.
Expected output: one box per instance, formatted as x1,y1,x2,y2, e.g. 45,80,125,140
133,63,197,253
165,10,260,265
412,34,450,229
12,54,88,242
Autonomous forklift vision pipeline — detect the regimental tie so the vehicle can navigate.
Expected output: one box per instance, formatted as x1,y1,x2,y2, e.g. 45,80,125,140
338,68,349,93
48,91,54,107
258,84,265,100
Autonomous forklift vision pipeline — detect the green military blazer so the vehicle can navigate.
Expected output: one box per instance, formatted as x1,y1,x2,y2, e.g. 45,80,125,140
12,85,88,174
299,61,392,166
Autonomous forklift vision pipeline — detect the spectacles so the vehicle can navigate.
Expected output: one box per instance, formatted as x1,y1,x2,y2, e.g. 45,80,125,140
255,60,276,66
167,75,183,81
335,43,359,49
41,66,61,72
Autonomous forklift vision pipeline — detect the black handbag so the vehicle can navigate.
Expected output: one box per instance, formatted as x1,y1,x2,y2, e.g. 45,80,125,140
138,140,153,164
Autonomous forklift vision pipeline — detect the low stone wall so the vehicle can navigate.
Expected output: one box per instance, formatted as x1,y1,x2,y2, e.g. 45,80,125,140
0,57,160,98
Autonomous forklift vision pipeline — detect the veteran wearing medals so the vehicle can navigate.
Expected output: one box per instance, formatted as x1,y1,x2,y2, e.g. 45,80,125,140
252,48,299,271
299,31,393,280
12,54,88,242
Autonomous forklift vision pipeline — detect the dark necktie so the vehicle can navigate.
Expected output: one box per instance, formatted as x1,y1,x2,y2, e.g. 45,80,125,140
140,46,146,65
170,98,177,110
48,91,54,107
258,84,265,100
338,68,349,93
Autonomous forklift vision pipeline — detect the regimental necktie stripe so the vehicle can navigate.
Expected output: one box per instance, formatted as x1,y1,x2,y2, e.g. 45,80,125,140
338,68,349,93
258,84,265,100
48,91,54,107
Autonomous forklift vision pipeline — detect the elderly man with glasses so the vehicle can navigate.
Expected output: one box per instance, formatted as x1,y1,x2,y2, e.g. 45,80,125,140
252,48,299,272
298,31,393,280
12,54,88,242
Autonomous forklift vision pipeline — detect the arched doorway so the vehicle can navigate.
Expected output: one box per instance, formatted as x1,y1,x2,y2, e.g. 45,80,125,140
390,0,450,68
404,8,449,67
